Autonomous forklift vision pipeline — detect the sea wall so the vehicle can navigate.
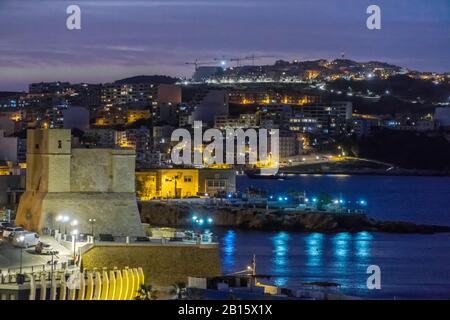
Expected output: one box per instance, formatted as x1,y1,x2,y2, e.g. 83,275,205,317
81,244,221,286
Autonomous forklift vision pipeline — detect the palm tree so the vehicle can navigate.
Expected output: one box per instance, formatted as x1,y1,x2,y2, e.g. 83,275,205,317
170,281,186,299
136,284,158,300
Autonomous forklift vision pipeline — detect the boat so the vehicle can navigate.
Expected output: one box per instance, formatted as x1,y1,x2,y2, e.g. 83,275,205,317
245,169,290,180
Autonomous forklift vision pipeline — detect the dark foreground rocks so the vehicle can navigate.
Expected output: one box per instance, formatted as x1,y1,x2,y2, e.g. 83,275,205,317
140,202,450,234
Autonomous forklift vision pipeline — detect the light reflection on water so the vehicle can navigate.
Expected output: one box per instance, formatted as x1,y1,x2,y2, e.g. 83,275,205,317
219,176,450,298
305,232,324,270
271,232,291,287
332,232,352,272
220,230,377,295
219,229,450,298
222,230,236,271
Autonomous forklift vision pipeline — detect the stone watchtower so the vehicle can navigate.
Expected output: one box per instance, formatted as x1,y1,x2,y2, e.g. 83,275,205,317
16,129,144,237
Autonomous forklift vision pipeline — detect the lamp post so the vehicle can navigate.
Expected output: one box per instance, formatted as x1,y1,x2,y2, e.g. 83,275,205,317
71,229,78,258
71,219,78,228
16,234,26,284
61,215,70,235
89,218,96,240
17,235,25,274
56,215,62,232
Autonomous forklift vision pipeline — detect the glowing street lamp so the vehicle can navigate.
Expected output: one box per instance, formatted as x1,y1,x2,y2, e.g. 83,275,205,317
71,229,79,258
89,218,96,239
56,215,62,231
17,235,25,274
60,215,70,235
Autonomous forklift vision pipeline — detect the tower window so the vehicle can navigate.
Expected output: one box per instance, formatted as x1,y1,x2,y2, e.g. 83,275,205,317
58,140,62,149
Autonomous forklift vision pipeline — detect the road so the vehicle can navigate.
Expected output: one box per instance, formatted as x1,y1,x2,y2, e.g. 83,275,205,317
0,235,71,274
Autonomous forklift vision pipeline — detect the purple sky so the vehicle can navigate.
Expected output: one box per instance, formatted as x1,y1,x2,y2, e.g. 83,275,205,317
0,0,449,91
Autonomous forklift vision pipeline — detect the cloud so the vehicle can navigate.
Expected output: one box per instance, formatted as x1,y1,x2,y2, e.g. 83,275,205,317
0,0,449,90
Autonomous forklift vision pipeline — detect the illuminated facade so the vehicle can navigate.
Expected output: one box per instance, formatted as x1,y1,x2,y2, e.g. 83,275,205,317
136,168,236,200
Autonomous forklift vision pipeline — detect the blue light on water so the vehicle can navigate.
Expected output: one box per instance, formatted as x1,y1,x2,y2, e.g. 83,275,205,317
305,233,324,270
271,232,291,287
332,232,351,272
355,231,373,259
222,230,236,271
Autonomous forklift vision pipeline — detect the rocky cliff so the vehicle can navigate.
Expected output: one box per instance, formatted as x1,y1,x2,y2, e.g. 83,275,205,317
140,202,450,234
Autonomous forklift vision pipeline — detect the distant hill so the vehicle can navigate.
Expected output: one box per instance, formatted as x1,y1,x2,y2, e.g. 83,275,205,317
0,91,22,98
114,75,179,85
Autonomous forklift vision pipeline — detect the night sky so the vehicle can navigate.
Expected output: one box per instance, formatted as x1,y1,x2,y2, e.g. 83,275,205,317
0,0,449,90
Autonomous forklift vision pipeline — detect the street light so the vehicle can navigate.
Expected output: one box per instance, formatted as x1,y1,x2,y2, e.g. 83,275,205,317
56,215,63,232
89,218,96,239
17,235,25,274
71,229,79,258
61,215,70,235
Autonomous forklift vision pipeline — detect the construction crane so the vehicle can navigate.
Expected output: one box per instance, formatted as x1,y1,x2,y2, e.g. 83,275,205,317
185,59,216,71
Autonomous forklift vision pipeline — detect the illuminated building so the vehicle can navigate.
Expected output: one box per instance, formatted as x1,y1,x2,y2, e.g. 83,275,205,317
214,114,257,129
295,102,352,135
127,109,151,124
136,168,236,200
101,83,156,108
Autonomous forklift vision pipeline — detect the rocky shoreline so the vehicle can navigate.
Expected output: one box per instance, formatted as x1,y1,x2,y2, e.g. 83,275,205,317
140,202,450,234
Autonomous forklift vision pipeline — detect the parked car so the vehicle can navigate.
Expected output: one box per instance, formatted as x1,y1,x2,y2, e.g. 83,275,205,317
0,221,13,236
12,231,40,248
2,226,25,238
35,241,54,254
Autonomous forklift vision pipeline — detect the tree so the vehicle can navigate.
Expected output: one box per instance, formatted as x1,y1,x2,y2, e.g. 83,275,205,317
135,284,158,300
170,281,186,299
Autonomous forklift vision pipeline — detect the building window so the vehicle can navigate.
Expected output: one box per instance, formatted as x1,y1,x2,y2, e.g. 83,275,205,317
58,140,62,149
35,144,39,149
184,176,192,183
